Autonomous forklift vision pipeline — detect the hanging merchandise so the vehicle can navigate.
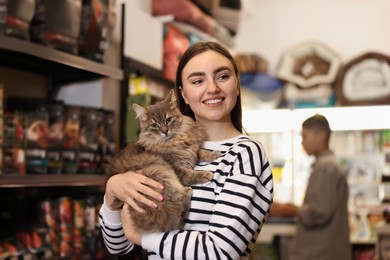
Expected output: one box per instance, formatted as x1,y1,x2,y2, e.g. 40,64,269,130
335,52,390,106
276,41,342,108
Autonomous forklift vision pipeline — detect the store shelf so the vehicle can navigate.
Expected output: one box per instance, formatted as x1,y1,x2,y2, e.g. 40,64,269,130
0,174,108,188
0,35,124,86
125,57,174,87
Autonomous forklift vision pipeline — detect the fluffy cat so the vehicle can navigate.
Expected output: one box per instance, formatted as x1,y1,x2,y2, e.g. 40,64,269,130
106,90,220,232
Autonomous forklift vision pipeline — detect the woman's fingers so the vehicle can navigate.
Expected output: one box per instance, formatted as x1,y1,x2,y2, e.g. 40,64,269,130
122,172,164,211
125,197,146,213
105,171,165,212
129,172,164,201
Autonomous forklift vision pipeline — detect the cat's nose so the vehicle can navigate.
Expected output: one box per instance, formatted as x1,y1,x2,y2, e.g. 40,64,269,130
161,127,169,135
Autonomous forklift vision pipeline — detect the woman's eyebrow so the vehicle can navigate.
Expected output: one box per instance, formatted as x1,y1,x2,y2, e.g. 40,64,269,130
186,66,231,80
187,71,205,79
213,66,231,74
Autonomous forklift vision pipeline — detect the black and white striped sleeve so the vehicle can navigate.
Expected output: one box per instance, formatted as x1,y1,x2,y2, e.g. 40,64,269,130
99,199,134,255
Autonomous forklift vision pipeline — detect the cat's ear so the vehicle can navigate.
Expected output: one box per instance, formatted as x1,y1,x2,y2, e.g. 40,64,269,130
133,104,147,120
166,89,177,109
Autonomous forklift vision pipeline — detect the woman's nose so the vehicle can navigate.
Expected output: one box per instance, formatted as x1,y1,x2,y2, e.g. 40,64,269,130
207,80,220,93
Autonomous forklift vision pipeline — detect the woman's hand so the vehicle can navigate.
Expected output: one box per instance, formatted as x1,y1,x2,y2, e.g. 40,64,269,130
105,171,164,212
121,203,143,245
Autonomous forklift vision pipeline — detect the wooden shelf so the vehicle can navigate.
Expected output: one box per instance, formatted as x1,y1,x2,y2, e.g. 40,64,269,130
0,35,123,86
0,174,108,188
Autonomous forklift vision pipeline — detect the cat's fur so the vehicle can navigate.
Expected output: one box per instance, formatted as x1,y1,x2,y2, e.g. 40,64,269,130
106,90,220,232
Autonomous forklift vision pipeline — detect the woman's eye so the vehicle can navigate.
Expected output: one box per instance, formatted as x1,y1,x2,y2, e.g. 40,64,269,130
217,73,230,81
192,79,203,85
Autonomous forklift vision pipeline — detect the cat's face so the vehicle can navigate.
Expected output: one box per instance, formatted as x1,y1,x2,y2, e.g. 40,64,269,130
141,105,182,141
134,90,183,143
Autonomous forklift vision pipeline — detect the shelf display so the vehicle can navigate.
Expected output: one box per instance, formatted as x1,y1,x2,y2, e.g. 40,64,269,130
0,26,119,258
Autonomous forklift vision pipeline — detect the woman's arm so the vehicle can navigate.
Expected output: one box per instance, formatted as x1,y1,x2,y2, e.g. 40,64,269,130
99,171,164,255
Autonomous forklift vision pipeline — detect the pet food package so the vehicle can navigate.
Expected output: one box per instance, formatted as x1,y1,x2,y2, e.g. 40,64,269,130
94,109,115,174
41,199,60,256
24,110,49,174
2,113,26,174
78,107,103,174
62,106,81,174
4,0,35,40
0,0,6,34
72,199,85,256
78,0,116,62
101,109,115,170
0,85,3,174
59,197,73,258
37,102,65,174
29,0,82,54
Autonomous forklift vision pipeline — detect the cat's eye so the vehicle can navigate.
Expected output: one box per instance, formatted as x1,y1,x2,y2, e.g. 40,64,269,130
151,123,159,128
166,117,173,125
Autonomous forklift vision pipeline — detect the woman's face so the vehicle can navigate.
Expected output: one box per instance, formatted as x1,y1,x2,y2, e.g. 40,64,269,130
180,50,239,125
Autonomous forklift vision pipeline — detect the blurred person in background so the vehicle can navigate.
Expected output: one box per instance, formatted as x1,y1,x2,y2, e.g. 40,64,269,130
270,114,351,260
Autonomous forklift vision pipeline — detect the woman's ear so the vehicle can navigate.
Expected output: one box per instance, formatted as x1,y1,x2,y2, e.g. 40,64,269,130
181,88,189,104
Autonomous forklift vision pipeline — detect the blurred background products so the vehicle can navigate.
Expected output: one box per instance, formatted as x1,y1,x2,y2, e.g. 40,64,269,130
78,0,116,62
3,0,35,40
2,97,116,175
30,0,82,54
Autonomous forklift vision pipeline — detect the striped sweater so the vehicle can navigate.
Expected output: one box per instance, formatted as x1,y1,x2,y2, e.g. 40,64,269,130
99,135,273,260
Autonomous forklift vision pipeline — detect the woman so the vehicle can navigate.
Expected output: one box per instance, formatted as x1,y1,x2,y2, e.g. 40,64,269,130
99,41,273,259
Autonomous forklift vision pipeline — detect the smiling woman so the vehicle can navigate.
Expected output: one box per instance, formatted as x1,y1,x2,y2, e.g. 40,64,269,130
99,41,273,259
179,51,240,137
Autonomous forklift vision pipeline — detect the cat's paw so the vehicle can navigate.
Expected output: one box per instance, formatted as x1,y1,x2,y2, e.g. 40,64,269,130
199,150,221,162
209,150,221,160
198,170,214,183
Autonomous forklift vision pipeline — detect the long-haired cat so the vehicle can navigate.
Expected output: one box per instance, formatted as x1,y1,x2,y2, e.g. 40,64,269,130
106,90,220,232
